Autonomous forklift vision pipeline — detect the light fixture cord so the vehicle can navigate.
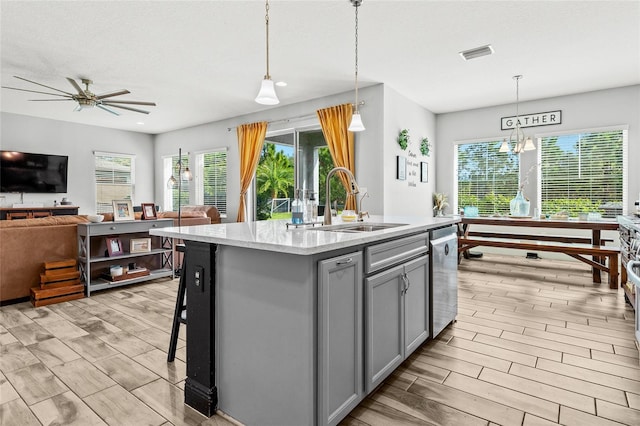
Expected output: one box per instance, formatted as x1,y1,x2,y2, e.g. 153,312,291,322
265,0,271,79
353,2,359,113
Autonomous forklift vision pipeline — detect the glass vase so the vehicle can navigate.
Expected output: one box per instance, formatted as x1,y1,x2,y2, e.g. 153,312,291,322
509,190,531,217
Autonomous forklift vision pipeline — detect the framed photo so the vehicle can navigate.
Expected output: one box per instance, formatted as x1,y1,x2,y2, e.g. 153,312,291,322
130,237,151,253
141,203,157,220
420,162,428,183
396,156,406,181
106,237,124,257
112,200,135,221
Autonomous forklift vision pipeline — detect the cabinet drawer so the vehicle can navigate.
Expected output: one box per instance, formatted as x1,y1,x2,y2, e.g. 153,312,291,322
364,232,429,274
81,219,173,236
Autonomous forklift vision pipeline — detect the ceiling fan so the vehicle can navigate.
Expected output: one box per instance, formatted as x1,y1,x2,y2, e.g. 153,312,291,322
1,76,156,115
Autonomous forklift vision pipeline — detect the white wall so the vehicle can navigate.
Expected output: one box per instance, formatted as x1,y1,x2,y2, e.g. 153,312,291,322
0,112,155,214
153,85,386,221
383,86,437,217
436,85,640,213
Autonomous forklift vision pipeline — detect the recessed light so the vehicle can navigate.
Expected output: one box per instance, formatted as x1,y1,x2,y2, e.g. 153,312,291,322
275,81,287,87
136,122,144,125
459,44,494,61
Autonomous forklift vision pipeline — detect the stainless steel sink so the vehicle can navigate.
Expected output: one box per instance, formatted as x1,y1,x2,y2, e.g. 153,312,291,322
307,223,407,233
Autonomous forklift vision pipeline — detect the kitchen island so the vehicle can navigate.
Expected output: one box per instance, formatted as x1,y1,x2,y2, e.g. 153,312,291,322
150,215,459,426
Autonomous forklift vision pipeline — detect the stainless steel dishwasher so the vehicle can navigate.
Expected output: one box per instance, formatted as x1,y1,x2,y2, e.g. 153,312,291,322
430,225,458,337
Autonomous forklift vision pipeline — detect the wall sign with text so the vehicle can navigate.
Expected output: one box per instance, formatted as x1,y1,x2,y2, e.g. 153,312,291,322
501,110,562,130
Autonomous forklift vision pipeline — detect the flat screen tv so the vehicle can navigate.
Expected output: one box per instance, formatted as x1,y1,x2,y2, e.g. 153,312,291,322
0,151,68,193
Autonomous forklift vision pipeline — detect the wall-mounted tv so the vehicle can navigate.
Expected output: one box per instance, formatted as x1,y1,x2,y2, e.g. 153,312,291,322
0,151,68,193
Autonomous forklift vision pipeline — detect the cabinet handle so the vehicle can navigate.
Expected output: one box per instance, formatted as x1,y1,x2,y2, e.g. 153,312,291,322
336,258,353,265
401,272,410,294
110,226,116,230
152,224,157,227
444,243,449,256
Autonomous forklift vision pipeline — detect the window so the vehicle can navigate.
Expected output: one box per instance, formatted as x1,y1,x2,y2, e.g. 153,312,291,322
195,149,227,216
456,140,519,215
94,152,135,214
163,153,190,212
539,128,627,218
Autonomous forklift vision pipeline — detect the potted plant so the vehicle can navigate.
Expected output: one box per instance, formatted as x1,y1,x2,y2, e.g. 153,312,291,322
433,192,449,217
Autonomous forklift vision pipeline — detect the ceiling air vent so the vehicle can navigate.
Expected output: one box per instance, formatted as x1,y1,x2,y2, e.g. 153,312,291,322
459,44,494,61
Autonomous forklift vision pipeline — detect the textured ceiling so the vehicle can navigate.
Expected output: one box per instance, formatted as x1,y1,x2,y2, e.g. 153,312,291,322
1,0,639,134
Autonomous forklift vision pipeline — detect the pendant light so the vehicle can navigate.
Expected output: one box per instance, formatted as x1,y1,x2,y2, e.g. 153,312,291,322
255,0,279,105
348,0,365,132
502,75,534,153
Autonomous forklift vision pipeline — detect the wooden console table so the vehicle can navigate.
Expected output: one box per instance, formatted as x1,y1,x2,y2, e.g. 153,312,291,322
0,206,79,220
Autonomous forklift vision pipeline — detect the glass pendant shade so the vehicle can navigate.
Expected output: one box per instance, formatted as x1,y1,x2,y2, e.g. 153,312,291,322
499,139,510,153
523,137,535,151
182,167,193,181
255,78,279,105
348,112,365,132
166,175,177,189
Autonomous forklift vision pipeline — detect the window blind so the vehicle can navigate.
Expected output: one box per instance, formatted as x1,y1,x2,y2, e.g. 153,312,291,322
457,141,519,215
540,129,626,218
196,150,227,215
94,153,135,214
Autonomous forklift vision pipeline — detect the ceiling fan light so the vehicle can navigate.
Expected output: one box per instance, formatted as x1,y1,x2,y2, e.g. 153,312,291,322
348,112,365,132
255,78,279,105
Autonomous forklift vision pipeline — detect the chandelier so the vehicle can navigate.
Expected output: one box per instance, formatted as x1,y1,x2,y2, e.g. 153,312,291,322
500,75,535,153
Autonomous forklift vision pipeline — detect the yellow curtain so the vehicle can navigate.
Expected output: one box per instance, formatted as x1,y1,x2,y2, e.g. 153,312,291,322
236,121,267,222
316,103,357,210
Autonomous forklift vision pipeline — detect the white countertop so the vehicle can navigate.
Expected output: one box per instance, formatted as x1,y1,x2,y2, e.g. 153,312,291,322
149,215,460,255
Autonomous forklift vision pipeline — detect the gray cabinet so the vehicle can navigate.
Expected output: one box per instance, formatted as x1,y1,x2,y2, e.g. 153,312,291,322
365,254,429,393
78,219,174,296
318,251,363,426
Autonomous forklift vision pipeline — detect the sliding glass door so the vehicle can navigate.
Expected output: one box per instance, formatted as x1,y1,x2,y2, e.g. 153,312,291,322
254,127,340,220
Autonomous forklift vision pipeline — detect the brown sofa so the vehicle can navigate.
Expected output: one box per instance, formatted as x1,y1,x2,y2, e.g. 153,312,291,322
0,215,90,303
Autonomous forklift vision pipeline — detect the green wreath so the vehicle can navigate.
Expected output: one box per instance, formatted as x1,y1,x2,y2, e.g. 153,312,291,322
397,129,409,150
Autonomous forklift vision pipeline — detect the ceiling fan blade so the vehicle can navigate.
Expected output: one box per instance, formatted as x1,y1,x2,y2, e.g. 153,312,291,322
28,98,74,101
12,76,74,96
96,89,130,100
101,100,156,106
101,103,150,114
97,104,121,116
66,78,88,97
1,86,74,98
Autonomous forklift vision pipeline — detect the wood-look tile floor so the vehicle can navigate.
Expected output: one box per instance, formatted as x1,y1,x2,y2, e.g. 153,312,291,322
0,254,638,425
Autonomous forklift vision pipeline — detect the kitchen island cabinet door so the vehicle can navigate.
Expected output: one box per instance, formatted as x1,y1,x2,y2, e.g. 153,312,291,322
403,255,430,355
318,251,364,426
364,263,404,394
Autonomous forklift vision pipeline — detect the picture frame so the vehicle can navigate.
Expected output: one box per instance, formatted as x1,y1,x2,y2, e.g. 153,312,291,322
106,237,124,257
130,237,152,253
396,156,406,181
141,203,157,220
420,162,428,183
112,200,135,222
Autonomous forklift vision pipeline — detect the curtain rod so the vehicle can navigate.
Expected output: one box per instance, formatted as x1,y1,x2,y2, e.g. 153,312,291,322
227,100,365,132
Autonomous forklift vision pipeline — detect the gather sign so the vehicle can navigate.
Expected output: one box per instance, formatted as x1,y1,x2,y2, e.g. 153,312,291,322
501,110,562,130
